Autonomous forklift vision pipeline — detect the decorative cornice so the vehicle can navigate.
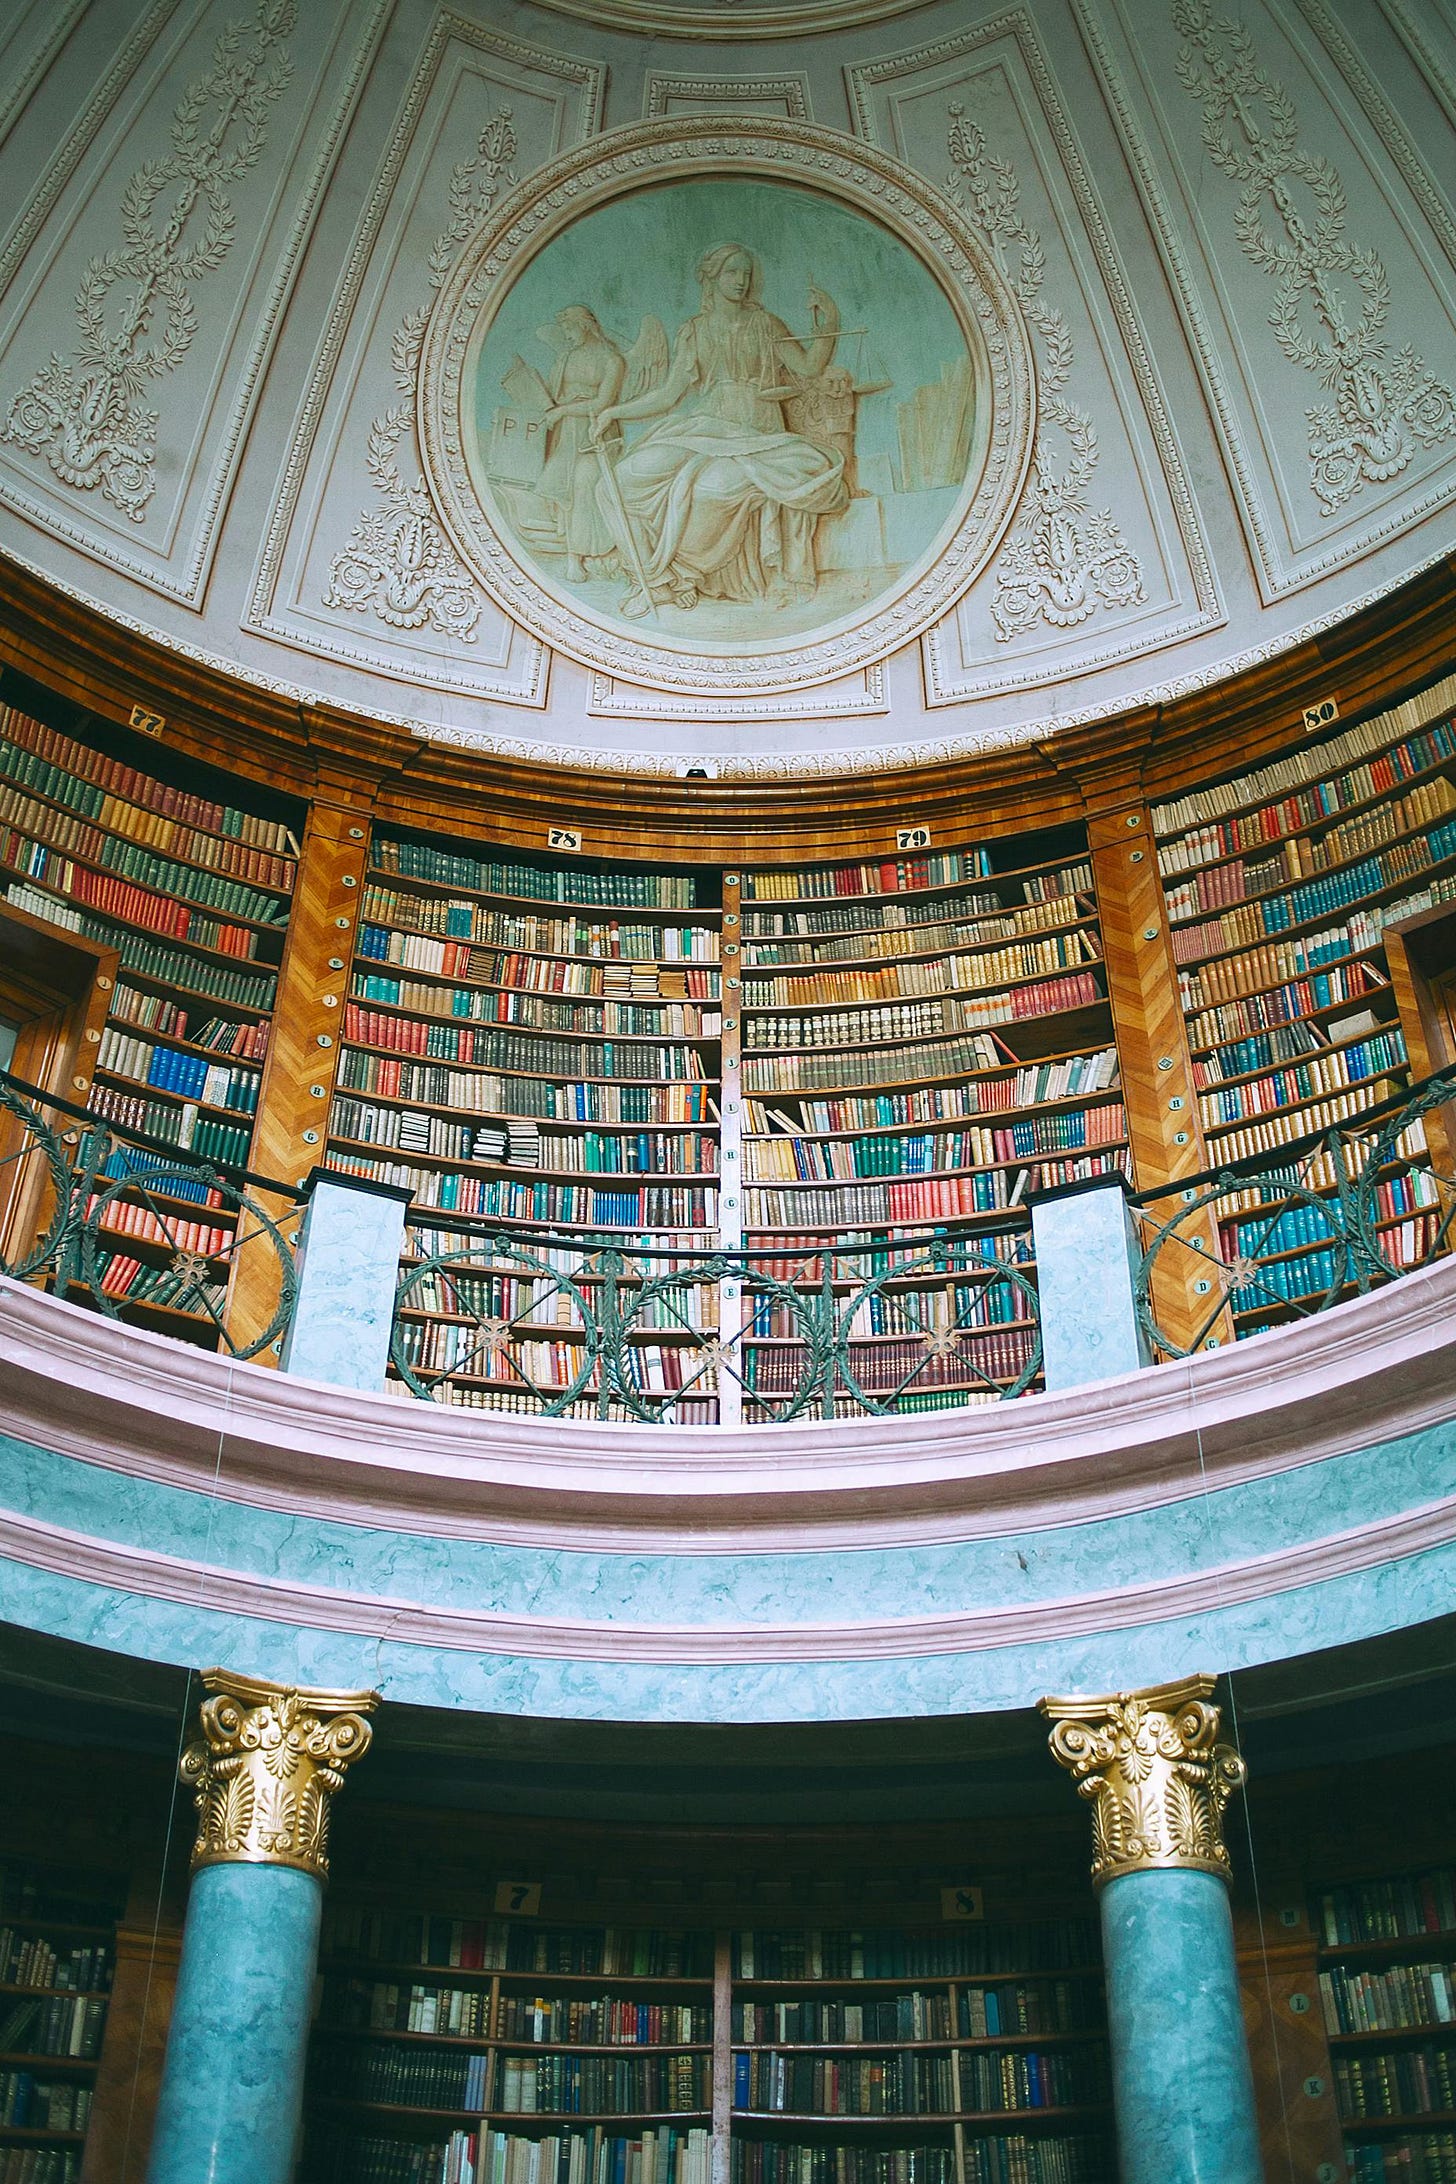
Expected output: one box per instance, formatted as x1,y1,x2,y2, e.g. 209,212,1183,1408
1039,1674,1247,1887
180,1668,377,1879
6,1253,1456,1549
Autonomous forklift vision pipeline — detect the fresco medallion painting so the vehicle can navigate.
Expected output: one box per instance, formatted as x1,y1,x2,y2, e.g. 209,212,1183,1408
419,120,1036,694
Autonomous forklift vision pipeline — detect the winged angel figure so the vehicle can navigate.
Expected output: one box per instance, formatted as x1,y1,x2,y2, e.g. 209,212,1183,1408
513,244,850,619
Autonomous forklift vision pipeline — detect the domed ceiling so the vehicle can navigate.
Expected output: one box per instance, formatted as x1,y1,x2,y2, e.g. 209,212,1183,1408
0,0,1451,777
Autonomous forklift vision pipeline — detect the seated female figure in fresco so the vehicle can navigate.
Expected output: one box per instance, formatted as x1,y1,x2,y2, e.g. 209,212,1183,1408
590,243,850,618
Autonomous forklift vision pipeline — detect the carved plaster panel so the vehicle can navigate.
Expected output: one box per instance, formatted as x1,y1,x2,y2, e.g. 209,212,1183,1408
644,74,812,121
245,11,607,705
1076,0,1456,604
0,0,389,608
849,10,1220,705
0,0,89,154
587,661,887,720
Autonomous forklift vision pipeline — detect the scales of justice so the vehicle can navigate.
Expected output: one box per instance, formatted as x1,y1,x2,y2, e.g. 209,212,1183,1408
482,240,919,631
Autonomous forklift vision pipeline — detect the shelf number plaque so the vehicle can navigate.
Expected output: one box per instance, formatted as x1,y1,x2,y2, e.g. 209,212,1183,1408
129,704,166,737
1302,697,1339,733
494,1880,543,1916
896,826,931,852
548,826,583,853
940,1885,984,1921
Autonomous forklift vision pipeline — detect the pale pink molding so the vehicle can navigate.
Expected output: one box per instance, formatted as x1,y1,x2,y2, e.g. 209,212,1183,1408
4,1263,1456,1551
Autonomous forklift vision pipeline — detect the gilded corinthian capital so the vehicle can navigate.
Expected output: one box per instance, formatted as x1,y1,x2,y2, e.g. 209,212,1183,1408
179,1669,379,1882
1038,1674,1247,1888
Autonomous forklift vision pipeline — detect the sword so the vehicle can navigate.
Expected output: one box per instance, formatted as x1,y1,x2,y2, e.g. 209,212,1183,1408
593,434,658,623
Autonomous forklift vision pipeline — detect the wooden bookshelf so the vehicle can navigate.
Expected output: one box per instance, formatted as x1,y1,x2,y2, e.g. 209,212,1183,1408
1151,689,1456,1340
0,690,304,1353
329,829,723,1422
301,1914,1113,2184
0,1858,121,2181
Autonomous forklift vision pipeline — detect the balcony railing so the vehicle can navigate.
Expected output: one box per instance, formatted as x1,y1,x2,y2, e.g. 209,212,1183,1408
4,1063,1455,1415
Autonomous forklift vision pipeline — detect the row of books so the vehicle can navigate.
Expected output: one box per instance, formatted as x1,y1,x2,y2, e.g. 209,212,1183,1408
1197,1033,1406,1124
740,868,1091,943
743,1334,1035,1397
496,2055,708,2113
0,703,298,856
960,2145,1107,2184
0,2075,92,2131
744,1158,1125,1229
382,1384,719,1423
1344,2142,1456,2184
743,1055,1119,1140
1204,1076,1400,1162
732,2054,957,2115
74,915,276,1009
90,1251,226,1315
309,2133,481,2184
746,1109,1125,1183
1194,1013,1354,1085
1333,2043,1456,2118
1171,819,1456,961
327,2039,488,2110
333,1160,716,1230
84,1196,231,1261
348,996,710,1082
0,1936,109,1992
1185,961,1389,1051
0,2150,81,2182
344,1127,718,1180
1319,1960,1456,2034
0,1993,105,2059
1228,1247,1342,1311
1318,1869,1456,1944
744,981,1102,1057
732,1999,950,2045
743,1031,1065,1098
1178,923,1387,1010
742,853,993,900
358,928,720,1002
107,983,270,1058
733,1932,1099,1981
337,1055,714,1122
97,1029,259,1112
396,1329,715,1399
501,2003,712,2048
371,840,699,910
742,933,1101,1010
740,896,1085,969
730,2150,954,2184
335,1065,714,1131
401,1232,711,1276
401,1274,713,1335
359,890,719,964
744,1234,1034,1282
480,2128,711,2184
1163,773,1456,911
84,1085,251,1167
328,1980,491,2038
0,780,292,915
749,1285,1027,1344
1,846,267,960
1149,681,1456,841
324,1917,711,1979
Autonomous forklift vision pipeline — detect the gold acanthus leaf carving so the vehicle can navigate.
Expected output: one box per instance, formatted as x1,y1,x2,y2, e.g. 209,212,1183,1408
179,1669,379,1881
1038,1675,1248,1887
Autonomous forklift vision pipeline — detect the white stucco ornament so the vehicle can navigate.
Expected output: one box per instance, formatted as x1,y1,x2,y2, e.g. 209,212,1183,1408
417,117,1035,696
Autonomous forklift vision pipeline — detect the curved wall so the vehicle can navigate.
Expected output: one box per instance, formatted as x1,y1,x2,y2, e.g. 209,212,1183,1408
0,0,1453,778
4,1258,1456,1721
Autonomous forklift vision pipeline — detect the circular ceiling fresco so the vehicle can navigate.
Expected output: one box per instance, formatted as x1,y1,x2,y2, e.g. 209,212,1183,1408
418,120,1034,695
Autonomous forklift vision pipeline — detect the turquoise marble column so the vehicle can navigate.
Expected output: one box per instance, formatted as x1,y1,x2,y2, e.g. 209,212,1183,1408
1029,1176,1150,1391
1039,1676,1263,2184
280,1168,412,1391
146,1670,378,2184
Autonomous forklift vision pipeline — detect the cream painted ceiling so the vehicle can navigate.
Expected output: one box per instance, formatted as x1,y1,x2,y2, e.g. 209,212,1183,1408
0,0,1451,778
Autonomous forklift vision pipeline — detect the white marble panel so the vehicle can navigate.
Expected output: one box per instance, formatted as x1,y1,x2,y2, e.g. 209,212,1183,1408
245,11,606,706
0,0,389,606
1076,0,1456,602
848,10,1221,706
